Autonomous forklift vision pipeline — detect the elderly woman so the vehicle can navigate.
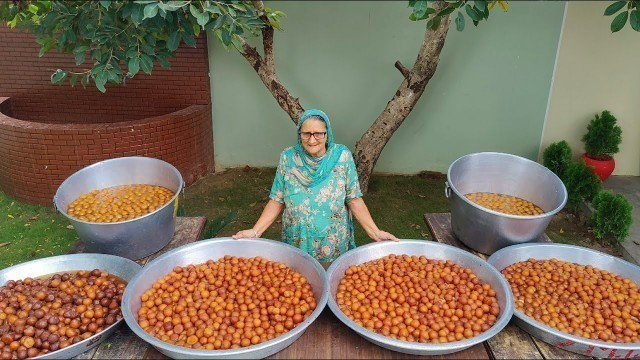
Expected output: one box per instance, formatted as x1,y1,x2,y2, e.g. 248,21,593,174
233,109,397,263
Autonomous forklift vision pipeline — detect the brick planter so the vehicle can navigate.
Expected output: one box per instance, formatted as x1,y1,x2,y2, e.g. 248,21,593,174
0,25,214,205
0,97,214,205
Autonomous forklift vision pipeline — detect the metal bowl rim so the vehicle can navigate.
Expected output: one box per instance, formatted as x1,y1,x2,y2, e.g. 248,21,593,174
487,243,640,350
53,156,184,226
122,237,329,357
0,253,142,359
446,152,568,219
326,239,515,353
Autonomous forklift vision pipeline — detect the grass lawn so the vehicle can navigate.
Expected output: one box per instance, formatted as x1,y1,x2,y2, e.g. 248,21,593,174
0,166,616,270
182,167,451,246
0,192,77,269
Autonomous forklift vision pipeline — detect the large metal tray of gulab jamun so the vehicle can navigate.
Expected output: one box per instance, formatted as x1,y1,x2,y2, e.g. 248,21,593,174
487,243,640,358
121,237,329,359
326,240,514,355
0,253,142,359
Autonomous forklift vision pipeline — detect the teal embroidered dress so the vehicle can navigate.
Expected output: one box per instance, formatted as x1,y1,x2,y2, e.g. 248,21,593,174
269,109,362,262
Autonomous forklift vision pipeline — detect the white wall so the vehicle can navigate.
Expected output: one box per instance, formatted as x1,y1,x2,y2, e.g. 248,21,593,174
541,1,640,176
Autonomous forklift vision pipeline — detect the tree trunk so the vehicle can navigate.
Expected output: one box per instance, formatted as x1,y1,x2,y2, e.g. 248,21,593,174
238,1,451,194
354,8,451,194
237,0,305,124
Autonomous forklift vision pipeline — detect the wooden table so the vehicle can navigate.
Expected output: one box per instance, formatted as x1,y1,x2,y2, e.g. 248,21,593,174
70,216,489,359
424,213,591,360
69,214,590,359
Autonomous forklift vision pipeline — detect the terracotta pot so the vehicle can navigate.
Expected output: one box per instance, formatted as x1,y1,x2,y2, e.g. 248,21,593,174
581,153,615,181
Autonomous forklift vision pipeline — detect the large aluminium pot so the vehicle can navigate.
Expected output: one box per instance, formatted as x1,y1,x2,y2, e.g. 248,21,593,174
445,152,567,255
54,156,183,260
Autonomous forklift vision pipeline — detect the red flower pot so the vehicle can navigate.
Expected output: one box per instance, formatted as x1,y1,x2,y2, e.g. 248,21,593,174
581,153,615,181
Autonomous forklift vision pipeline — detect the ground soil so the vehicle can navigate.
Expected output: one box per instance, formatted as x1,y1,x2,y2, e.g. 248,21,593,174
546,209,622,257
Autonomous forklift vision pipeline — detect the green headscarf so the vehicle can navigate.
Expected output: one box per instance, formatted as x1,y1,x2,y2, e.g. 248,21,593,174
292,109,346,188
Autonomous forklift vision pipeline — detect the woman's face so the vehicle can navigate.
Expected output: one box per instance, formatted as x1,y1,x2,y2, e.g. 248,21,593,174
299,118,327,157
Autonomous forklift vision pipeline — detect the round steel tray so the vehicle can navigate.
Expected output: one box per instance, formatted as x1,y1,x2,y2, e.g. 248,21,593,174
487,243,640,358
0,253,142,359
325,240,514,355
121,237,328,359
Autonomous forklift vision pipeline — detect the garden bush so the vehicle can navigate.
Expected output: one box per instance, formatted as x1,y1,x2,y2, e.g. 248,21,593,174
543,140,572,179
563,161,602,211
582,110,622,160
589,191,633,243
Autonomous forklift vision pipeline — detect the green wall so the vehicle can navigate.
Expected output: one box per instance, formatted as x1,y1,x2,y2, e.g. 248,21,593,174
209,1,565,173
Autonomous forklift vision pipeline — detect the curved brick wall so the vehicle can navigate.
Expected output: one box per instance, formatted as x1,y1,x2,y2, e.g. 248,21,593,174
0,26,211,124
0,25,214,204
0,97,214,205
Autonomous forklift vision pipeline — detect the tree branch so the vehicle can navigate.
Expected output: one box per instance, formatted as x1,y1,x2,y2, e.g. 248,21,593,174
252,0,274,69
237,36,304,123
355,1,452,193
394,61,410,79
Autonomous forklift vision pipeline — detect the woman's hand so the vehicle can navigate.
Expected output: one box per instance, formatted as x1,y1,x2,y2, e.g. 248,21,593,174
369,229,399,242
232,229,259,239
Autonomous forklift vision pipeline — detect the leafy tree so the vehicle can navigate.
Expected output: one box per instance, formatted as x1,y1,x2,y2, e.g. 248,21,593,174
1,0,638,192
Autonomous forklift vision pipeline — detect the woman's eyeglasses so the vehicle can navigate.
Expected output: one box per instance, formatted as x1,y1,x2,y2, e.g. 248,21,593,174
299,132,327,140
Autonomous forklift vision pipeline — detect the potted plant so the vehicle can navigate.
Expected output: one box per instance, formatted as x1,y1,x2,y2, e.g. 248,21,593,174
581,110,622,181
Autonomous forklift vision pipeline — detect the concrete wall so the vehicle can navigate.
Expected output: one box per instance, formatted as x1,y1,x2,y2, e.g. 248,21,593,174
540,1,640,176
209,1,565,173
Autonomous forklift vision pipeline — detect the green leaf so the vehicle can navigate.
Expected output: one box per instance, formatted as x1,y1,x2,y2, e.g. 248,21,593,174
465,4,481,21
604,1,627,16
156,54,171,68
74,51,85,65
201,211,238,239
204,3,221,13
196,11,209,27
51,69,67,84
206,14,226,30
69,74,78,87
231,35,243,51
474,0,487,12
455,11,465,31
631,9,640,31
437,7,456,17
221,29,232,46
128,57,140,76
141,42,155,55
245,18,264,27
167,31,181,51
159,1,187,11
106,69,121,83
611,10,628,32
189,4,201,18
139,54,153,74
412,0,428,18
130,4,144,25
183,34,196,47
427,15,442,30
81,74,89,88
99,0,111,9
143,3,158,20
94,73,107,93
